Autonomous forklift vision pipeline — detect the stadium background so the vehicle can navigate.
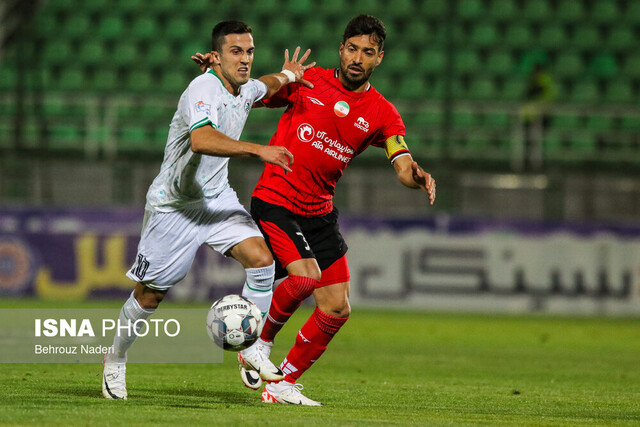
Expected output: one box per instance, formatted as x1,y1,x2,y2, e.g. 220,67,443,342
0,0,639,314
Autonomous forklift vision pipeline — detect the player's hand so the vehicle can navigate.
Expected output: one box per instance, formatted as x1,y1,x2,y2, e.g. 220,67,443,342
191,52,212,74
282,46,316,89
258,145,294,173
412,161,436,205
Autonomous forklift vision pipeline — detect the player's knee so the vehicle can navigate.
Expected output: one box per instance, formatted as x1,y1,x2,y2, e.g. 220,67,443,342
134,285,166,310
289,270,322,284
334,302,351,318
296,265,322,282
251,251,274,269
137,292,165,310
307,268,322,282
286,259,322,281
322,298,351,318
283,274,319,301
293,269,321,282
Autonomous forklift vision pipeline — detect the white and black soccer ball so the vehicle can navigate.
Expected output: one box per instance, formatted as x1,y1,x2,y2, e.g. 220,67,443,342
206,294,262,351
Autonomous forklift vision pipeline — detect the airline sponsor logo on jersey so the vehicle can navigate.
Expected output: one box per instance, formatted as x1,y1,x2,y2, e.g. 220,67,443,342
195,100,211,115
297,123,315,142
354,117,369,132
297,123,355,163
307,96,325,106
334,100,350,117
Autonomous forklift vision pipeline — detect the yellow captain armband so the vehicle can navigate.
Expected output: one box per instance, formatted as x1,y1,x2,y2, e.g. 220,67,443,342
384,135,411,163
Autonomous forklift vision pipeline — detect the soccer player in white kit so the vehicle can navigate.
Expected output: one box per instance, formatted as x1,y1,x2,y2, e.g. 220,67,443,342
102,21,315,400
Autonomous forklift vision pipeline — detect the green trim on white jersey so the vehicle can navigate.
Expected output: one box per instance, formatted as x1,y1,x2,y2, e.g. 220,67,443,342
208,69,225,86
189,117,217,133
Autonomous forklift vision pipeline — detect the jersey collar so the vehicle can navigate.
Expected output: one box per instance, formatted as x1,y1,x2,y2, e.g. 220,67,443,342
208,69,225,86
208,68,249,98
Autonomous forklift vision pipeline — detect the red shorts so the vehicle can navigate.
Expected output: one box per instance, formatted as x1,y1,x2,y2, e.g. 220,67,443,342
318,254,350,287
251,197,350,285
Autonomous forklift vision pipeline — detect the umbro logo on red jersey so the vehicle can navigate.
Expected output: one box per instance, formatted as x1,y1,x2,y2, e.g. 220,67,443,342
306,96,325,106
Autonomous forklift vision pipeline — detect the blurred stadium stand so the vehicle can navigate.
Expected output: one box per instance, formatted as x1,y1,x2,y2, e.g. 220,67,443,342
1,0,640,222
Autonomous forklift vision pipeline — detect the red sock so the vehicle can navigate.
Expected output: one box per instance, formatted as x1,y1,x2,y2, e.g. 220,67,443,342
280,308,349,383
260,275,318,342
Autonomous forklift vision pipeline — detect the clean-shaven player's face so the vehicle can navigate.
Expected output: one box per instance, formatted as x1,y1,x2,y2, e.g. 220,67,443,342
213,33,255,91
338,34,384,92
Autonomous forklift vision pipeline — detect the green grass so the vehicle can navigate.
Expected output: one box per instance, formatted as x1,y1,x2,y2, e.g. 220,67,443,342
1,302,639,426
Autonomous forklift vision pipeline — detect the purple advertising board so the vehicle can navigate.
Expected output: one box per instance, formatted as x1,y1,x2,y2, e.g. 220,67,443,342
1,207,639,314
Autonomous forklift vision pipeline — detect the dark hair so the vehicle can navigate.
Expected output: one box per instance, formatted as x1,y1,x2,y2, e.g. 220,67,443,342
211,20,252,52
342,14,386,51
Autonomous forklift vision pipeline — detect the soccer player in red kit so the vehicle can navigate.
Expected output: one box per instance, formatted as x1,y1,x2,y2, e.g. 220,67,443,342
233,15,437,406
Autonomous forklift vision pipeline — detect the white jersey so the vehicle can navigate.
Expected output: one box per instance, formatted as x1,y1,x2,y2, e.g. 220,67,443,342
145,69,268,212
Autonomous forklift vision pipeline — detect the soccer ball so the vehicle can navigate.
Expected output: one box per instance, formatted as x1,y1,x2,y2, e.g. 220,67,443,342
206,294,262,351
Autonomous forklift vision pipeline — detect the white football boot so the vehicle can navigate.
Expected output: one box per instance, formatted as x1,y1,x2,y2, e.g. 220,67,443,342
238,338,284,386
239,365,263,390
102,349,127,399
261,381,322,406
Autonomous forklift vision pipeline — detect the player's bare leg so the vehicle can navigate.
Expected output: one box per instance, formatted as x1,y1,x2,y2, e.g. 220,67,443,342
313,280,351,318
103,284,165,399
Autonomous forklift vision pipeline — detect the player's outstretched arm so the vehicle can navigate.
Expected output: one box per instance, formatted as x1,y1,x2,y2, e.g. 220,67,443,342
191,125,293,172
258,46,316,98
190,47,315,94
393,155,436,206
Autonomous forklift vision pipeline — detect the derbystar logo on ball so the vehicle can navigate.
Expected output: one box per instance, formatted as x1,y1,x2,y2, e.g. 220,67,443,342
206,294,262,352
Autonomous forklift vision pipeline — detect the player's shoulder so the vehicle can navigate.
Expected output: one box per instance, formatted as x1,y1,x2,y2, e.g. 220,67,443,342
303,66,332,81
368,85,401,115
368,84,391,103
245,77,267,92
188,70,225,92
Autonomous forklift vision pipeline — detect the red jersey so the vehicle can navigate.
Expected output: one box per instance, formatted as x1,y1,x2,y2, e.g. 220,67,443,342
252,67,405,216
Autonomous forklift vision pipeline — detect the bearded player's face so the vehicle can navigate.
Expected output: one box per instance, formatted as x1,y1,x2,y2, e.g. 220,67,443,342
338,34,384,91
215,33,255,88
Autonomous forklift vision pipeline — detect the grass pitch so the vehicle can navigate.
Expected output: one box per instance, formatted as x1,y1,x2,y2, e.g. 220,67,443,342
0,302,638,426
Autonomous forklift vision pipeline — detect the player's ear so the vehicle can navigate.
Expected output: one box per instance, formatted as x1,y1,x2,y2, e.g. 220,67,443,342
211,50,222,66
339,43,344,55
376,50,384,66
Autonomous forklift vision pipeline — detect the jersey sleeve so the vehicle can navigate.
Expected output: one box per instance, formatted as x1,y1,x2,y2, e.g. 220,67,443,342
249,78,269,103
372,102,406,147
374,102,410,162
186,77,222,133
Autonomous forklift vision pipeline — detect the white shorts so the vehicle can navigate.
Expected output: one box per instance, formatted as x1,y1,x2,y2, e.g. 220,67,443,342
126,187,262,290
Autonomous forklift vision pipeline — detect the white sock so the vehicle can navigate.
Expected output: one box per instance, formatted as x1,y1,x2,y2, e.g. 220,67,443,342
110,291,155,362
242,262,275,316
